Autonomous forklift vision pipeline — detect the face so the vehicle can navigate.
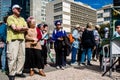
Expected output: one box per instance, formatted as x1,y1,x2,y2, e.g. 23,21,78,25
81,27,85,32
56,24,61,30
44,26,48,31
77,27,80,31
29,19,36,28
12,8,21,15
116,26,120,33
40,25,44,31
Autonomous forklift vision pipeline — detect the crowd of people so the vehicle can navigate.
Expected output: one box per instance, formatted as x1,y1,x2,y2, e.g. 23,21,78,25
0,4,120,80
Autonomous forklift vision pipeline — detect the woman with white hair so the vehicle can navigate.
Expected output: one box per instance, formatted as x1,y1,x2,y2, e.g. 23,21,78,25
24,16,46,76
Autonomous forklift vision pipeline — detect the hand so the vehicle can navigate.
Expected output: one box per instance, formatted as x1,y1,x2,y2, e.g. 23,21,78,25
31,41,37,47
33,38,38,42
93,46,96,50
15,27,22,32
15,27,28,32
21,27,28,31
31,41,37,45
58,37,63,40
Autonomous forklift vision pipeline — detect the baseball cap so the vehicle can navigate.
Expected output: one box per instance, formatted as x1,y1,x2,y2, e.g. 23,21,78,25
54,20,62,26
12,4,22,10
75,24,80,28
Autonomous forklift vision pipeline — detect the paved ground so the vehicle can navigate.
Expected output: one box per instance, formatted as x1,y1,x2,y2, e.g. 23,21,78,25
15,61,120,80
0,49,120,80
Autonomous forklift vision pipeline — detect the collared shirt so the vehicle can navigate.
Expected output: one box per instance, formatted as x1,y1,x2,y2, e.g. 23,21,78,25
7,15,27,42
40,31,49,45
72,29,80,48
72,29,80,39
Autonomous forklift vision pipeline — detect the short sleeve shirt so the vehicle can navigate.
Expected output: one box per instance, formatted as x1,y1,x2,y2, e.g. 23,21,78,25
7,15,27,42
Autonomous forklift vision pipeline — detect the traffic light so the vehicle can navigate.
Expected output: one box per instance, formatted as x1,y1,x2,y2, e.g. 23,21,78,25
113,0,120,6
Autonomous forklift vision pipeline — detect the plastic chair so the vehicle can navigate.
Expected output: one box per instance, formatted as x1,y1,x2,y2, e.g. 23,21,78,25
101,44,110,72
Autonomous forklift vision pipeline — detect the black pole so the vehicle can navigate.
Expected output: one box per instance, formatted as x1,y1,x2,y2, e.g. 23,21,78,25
102,58,119,76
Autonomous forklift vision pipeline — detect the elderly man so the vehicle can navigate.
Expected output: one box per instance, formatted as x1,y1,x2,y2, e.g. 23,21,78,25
7,4,28,80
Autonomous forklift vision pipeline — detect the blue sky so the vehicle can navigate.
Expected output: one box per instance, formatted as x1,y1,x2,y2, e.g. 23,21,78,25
75,0,112,9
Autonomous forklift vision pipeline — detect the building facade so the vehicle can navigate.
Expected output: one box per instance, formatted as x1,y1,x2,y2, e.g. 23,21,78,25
0,0,51,23
11,0,30,19
97,4,112,25
71,1,96,28
0,0,11,21
30,0,52,23
46,0,96,33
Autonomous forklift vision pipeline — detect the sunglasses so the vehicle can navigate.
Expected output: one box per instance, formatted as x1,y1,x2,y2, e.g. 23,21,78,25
16,8,21,11
57,24,61,25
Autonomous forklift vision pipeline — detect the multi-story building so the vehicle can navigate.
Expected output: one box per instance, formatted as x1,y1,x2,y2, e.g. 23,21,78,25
30,0,51,23
71,1,96,28
97,4,113,25
0,0,52,23
46,0,96,33
0,0,11,21
11,0,30,19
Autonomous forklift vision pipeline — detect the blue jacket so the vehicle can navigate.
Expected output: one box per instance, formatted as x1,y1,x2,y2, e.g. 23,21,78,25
0,23,7,42
52,29,67,42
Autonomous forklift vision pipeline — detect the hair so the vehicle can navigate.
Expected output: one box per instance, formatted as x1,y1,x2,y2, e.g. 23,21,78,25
37,24,44,28
86,22,93,29
115,20,120,28
43,24,48,28
27,16,34,23
27,16,34,28
95,25,100,30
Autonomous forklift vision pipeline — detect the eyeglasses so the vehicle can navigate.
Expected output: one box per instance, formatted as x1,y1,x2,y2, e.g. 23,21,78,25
16,8,21,12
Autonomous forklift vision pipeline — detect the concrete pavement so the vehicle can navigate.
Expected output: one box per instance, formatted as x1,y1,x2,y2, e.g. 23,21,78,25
0,49,120,80
15,61,120,80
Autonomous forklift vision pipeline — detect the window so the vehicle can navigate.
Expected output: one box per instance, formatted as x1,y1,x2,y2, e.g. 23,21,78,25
42,6,46,9
97,13,103,18
104,17,110,21
97,21,103,25
104,8,110,13
54,15,62,20
41,9,45,12
41,14,45,16
54,7,62,12
54,2,62,8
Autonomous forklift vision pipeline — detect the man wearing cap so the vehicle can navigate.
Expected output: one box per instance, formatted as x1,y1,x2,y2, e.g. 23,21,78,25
71,24,80,65
7,4,28,80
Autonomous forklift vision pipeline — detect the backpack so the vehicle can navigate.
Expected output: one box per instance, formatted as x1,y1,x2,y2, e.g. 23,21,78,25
68,33,74,43
82,29,95,48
